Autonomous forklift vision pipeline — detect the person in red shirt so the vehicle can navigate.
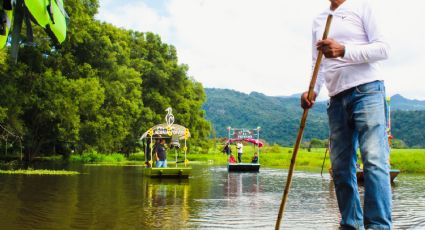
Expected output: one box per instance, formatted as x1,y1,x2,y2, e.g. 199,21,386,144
228,153,237,164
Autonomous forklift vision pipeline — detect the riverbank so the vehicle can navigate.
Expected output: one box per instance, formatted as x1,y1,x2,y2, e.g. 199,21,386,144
1,146,424,173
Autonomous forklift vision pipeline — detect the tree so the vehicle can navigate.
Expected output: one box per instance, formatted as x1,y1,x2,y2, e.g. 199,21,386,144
0,0,210,159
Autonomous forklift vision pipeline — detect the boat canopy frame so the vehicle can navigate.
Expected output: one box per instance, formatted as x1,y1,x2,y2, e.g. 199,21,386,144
140,107,190,167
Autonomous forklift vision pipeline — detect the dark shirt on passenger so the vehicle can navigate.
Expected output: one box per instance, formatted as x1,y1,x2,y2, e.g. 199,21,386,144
156,144,166,161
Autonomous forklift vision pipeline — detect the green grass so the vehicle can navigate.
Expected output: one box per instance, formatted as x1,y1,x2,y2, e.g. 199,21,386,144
389,149,425,173
0,168,79,175
191,144,425,173
127,153,145,161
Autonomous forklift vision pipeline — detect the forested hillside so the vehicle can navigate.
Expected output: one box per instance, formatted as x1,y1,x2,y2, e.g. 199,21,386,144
391,94,425,111
0,0,210,159
204,88,425,147
392,110,425,148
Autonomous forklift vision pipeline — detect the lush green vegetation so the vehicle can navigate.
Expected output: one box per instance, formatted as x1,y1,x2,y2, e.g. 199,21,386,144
392,111,425,148
390,149,425,173
0,0,210,161
204,88,425,148
0,169,79,175
40,151,141,165
68,151,126,163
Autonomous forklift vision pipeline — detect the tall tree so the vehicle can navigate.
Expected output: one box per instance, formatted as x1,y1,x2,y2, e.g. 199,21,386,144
0,0,210,158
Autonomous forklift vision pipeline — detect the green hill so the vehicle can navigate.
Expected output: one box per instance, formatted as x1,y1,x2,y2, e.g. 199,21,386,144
203,88,329,146
392,110,425,148
391,94,425,111
204,88,425,148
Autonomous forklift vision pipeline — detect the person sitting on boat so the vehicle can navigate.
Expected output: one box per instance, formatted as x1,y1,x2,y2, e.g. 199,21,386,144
155,139,167,168
228,153,237,164
251,152,258,163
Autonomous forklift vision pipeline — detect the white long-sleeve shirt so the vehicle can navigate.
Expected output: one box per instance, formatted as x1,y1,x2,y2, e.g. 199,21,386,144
312,0,390,97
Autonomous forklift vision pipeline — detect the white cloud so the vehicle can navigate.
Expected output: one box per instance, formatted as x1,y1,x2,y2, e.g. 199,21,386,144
166,0,328,97
97,0,425,100
96,1,174,42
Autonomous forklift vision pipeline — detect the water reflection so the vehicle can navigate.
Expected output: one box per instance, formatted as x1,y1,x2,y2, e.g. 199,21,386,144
188,169,270,229
141,178,190,229
225,172,260,197
0,165,424,229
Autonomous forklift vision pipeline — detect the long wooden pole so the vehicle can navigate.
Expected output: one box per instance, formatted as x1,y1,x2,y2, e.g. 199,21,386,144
275,14,333,229
320,147,329,177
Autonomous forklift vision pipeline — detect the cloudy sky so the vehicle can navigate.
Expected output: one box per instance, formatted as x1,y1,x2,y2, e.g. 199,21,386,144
96,0,425,100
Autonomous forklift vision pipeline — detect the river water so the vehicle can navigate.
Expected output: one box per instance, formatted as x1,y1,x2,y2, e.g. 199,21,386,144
0,164,424,229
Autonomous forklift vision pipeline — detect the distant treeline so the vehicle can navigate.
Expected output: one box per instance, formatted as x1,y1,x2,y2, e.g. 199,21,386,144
204,88,425,148
392,110,425,148
0,0,210,160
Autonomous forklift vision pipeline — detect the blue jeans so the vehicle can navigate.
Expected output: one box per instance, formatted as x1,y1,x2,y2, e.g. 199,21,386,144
328,81,392,230
156,160,167,168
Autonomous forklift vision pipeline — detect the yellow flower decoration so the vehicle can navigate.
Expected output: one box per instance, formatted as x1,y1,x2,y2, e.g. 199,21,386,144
148,128,153,136
183,146,188,152
166,126,172,136
184,159,189,165
184,128,190,139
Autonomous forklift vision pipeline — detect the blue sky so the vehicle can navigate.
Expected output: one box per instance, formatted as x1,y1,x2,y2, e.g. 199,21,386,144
100,0,170,16
97,0,425,100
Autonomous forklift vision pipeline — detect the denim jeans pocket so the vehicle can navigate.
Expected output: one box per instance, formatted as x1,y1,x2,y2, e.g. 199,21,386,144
355,81,383,95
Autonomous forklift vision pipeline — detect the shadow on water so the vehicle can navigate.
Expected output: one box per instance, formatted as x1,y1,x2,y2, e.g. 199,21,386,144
0,164,424,229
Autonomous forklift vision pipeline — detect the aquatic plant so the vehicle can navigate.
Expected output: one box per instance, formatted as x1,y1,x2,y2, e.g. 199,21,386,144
0,168,79,175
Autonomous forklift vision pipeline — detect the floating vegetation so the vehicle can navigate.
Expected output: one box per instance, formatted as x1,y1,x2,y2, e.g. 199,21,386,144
0,169,79,175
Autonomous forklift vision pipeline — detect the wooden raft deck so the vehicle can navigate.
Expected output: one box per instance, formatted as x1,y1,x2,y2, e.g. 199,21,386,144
329,169,400,183
144,167,192,178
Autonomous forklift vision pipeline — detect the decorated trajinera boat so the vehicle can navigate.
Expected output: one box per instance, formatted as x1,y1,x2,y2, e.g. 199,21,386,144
358,169,400,183
140,108,191,178
329,169,400,183
226,127,263,172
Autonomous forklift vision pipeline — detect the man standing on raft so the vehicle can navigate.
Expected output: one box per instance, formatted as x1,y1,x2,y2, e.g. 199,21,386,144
301,0,392,229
